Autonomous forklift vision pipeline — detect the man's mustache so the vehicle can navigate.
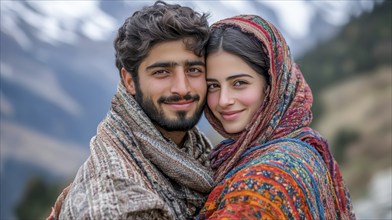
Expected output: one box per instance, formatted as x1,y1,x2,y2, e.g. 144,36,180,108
158,94,200,103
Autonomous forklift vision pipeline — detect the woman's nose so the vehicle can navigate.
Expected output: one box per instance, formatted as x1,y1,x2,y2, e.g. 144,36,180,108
218,88,235,107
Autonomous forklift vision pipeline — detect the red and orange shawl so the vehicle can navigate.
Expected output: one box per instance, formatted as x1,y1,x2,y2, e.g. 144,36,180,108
198,15,355,219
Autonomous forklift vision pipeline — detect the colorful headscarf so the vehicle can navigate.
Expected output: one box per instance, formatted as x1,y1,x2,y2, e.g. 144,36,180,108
205,14,346,210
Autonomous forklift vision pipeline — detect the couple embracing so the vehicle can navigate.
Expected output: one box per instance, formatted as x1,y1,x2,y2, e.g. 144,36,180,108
48,1,355,219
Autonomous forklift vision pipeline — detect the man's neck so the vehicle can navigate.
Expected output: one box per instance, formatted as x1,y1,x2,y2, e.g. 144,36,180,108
156,126,187,147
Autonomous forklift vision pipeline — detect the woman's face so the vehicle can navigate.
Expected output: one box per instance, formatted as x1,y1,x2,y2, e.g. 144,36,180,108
206,51,268,134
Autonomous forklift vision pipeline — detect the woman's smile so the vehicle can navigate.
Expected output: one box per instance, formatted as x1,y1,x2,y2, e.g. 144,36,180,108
219,110,244,121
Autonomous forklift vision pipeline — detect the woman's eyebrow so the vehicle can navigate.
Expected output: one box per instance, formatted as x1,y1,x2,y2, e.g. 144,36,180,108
226,73,253,81
206,74,253,82
206,78,218,82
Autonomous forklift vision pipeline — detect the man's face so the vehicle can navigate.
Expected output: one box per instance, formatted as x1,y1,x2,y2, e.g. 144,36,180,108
131,40,207,131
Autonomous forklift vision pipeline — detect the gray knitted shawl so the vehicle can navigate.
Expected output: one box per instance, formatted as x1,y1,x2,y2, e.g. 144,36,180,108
56,82,214,219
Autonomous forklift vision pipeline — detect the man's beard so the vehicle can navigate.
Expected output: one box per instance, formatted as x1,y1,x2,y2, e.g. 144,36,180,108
134,86,205,132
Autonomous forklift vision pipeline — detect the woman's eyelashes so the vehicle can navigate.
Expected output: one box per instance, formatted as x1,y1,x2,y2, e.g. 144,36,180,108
207,83,220,91
207,79,250,92
233,80,249,87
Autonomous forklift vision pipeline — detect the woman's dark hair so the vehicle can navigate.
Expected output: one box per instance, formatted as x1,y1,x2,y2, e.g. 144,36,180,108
206,27,270,84
114,1,210,85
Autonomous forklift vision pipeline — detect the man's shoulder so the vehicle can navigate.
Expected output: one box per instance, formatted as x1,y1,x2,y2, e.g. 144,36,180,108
59,171,165,219
71,144,153,193
83,137,148,180
58,145,165,218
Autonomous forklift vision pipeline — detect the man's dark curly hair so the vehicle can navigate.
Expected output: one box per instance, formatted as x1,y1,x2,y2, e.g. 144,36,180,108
114,1,210,85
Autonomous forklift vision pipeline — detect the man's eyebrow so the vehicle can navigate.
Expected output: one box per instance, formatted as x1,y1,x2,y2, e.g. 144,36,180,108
185,60,205,66
145,62,175,70
145,60,205,70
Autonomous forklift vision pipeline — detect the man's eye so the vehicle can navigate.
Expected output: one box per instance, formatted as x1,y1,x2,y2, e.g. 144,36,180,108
153,70,169,75
189,68,201,73
188,68,204,75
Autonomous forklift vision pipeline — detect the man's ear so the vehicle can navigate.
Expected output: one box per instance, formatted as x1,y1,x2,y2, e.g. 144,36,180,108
121,67,136,95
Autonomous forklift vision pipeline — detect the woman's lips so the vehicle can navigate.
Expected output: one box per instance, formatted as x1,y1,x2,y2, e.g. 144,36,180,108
220,110,243,121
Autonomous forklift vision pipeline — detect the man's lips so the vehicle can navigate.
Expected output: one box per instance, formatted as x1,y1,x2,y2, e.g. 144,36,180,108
164,99,195,111
220,110,243,121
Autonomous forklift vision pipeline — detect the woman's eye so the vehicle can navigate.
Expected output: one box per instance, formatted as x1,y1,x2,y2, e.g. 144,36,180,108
234,80,248,87
207,83,219,90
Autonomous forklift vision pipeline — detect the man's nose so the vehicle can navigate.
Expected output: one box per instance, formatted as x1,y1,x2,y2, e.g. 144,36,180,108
170,70,191,96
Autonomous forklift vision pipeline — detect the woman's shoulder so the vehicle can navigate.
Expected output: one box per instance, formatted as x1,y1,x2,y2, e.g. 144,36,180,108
230,138,326,177
246,138,322,159
209,138,337,219
220,138,331,198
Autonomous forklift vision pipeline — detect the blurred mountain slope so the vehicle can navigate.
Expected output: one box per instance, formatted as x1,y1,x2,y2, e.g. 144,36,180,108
298,0,391,120
317,67,391,197
297,1,391,217
1,121,88,219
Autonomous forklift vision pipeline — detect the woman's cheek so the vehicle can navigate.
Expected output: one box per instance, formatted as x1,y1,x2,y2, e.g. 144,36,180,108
207,93,216,108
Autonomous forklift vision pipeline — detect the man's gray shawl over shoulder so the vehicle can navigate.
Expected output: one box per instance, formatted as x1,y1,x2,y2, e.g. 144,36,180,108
56,82,214,219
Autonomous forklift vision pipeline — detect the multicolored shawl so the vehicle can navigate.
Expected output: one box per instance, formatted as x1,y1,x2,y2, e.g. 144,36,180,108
52,82,213,219
201,15,355,219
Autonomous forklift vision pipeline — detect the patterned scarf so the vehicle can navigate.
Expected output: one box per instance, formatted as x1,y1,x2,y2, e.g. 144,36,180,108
55,82,213,219
112,82,213,194
204,15,348,213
